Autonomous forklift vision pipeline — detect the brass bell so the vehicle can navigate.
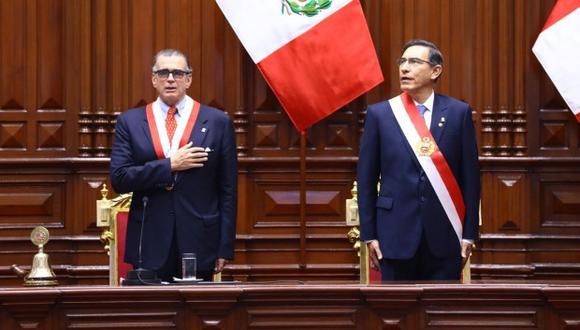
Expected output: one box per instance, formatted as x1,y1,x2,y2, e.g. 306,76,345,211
11,226,58,286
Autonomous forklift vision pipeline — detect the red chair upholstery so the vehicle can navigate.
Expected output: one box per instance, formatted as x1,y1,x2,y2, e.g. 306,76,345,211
359,243,381,284
369,262,381,283
99,192,133,286
113,210,132,285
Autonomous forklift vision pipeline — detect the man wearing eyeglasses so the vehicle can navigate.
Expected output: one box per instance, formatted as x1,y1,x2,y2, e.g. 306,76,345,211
111,49,237,283
357,39,480,281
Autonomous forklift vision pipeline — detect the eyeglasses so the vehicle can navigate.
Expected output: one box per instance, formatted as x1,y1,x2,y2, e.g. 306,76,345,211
397,57,435,67
154,69,191,80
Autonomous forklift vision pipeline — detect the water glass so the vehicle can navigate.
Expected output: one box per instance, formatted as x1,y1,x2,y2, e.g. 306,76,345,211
181,253,197,280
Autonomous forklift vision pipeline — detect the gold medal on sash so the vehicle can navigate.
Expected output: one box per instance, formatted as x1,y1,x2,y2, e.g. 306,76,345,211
416,136,435,157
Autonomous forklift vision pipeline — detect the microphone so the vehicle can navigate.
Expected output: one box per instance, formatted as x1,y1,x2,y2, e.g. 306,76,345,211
121,196,161,285
137,196,148,268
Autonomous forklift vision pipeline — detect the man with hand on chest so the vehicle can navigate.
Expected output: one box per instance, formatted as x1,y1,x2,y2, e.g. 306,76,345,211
111,49,237,282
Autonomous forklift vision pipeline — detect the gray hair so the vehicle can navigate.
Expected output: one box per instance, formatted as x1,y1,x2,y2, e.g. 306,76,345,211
152,49,191,72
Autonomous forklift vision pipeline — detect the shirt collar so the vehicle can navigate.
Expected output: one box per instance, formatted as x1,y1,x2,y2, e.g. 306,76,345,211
157,96,186,116
413,91,435,112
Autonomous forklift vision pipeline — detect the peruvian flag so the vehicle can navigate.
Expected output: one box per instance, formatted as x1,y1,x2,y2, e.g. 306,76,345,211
533,0,580,122
216,0,384,132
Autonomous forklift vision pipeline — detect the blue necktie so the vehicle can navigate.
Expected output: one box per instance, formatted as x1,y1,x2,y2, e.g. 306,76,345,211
417,104,428,117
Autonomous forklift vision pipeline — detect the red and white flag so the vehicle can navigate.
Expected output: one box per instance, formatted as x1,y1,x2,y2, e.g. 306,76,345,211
216,0,383,132
532,0,580,122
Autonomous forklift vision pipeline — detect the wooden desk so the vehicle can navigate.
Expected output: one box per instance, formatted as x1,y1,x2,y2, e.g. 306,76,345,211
0,282,579,329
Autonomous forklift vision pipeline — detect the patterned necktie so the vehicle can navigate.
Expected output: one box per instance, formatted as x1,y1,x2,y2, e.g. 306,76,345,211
166,107,177,143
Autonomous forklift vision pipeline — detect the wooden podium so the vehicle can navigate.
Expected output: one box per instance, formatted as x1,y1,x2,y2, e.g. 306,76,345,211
1,282,579,329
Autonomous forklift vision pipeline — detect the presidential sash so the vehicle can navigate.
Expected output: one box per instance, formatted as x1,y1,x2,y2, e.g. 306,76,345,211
389,93,465,243
145,96,200,160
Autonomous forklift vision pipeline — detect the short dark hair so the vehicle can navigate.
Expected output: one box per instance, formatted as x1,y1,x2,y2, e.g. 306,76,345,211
402,39,444,67
152,49,191,72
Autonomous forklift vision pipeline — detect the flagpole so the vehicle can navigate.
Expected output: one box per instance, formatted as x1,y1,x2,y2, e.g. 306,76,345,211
299,130,306,269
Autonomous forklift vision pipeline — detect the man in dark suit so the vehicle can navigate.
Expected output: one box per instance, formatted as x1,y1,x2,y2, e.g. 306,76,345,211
357,39,480,281
110,49,237,282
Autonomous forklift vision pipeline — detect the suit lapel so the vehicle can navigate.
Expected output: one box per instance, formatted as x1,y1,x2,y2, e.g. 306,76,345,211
141,109,156,157
142,118,151,142
430,94,448,144
188,105,209,147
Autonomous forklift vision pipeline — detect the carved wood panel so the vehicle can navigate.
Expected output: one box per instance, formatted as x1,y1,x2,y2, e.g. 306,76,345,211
540,174,580,230
0,176,67,231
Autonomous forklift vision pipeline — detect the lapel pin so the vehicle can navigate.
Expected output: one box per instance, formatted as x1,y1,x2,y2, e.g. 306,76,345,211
201,127,207,133
438,122,443,127
440,117,446,122
204,147,213,153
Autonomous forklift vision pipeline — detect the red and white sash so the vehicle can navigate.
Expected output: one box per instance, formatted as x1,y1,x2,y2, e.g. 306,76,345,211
389,93,465,243
146,96,200,160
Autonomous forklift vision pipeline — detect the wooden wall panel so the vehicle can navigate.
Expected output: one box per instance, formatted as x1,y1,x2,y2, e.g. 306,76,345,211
539,174,580,229
232,161,358,281
37,0,64,111
0,0,579,284
0,0,26,111
0,160,109,285
0,177,66,230
481,171,530,233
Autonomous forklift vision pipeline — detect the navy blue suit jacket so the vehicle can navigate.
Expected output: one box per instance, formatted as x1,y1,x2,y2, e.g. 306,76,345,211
110,104,237,272
357,94,480,259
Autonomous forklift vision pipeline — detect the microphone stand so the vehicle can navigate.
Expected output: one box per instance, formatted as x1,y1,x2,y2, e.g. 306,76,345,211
122,196,162,285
